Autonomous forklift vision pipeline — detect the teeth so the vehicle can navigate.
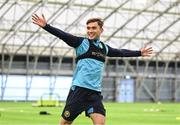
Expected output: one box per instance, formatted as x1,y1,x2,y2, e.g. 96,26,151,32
88,33,95,38
89,34,94,37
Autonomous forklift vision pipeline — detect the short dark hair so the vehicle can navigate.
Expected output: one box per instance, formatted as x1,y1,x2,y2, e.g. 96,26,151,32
86,18,104,28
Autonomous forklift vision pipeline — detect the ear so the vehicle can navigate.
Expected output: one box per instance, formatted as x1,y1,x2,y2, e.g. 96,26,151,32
101,28,104,33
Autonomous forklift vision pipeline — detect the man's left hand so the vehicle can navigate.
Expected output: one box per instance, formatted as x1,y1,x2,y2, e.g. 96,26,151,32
140,47,153,57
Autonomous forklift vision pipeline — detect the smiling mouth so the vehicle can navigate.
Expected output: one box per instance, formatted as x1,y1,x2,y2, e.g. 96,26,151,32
88,33,95,37
89,35,94,38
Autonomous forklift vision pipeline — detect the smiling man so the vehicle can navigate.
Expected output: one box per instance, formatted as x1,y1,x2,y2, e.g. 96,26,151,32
32,14,153,125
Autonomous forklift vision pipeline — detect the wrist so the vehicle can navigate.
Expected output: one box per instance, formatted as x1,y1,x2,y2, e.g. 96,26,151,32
42,23,48,29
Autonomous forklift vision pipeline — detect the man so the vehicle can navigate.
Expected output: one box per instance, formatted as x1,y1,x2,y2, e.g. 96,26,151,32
32,14,153,125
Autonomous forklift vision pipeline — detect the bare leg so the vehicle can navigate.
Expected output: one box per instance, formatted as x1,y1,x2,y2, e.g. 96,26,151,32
90,113,105,125
59,117,73,125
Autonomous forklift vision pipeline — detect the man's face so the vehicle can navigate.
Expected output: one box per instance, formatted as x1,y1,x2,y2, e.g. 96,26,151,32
87,22,103,40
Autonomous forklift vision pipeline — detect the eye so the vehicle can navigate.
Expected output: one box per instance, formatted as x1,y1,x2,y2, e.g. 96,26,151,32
92,27,97,30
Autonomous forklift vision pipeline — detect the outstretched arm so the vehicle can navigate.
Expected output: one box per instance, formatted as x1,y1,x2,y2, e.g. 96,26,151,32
32,14,83,48
107,45,153,57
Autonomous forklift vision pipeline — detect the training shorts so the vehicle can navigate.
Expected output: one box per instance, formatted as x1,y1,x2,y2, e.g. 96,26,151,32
61,86,106,121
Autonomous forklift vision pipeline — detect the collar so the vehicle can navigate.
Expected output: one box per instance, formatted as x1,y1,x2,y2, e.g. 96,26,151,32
88,38,100,43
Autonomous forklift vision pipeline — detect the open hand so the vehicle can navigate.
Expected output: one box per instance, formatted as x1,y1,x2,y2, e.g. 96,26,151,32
140,46,153,57
32,14,47,27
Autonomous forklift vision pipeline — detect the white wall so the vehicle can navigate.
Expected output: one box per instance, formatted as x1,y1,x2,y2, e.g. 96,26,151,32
0,75,72,101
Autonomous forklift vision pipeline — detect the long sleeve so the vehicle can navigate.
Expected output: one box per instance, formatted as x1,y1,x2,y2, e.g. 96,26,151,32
107,45,141,57
43,24,83,48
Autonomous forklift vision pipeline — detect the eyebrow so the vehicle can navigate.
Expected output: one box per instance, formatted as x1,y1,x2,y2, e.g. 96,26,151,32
87,26,97,29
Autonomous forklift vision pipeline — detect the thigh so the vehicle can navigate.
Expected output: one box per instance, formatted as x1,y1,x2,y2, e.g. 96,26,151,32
85,92,106,117
61,87,87,121
60,117,73,125
90,113,105,125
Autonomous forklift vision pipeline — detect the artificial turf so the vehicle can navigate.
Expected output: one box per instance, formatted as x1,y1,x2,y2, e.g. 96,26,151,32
0,102,180,125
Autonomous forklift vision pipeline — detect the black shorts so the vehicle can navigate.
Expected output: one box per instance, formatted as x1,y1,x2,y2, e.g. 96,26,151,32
61,86,106,121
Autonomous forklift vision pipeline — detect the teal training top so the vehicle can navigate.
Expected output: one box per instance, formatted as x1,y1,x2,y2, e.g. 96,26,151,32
72,38,108,92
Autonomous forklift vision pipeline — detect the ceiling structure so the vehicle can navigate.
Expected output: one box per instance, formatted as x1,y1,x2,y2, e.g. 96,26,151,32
0,0,180,61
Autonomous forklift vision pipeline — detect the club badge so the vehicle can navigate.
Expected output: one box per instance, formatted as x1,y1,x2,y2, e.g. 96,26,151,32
64,110,70,118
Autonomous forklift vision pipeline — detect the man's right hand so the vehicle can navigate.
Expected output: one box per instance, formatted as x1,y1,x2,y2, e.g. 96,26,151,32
32,14,47,27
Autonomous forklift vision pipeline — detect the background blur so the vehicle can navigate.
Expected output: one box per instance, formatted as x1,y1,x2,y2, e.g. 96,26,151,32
0,0,180,103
